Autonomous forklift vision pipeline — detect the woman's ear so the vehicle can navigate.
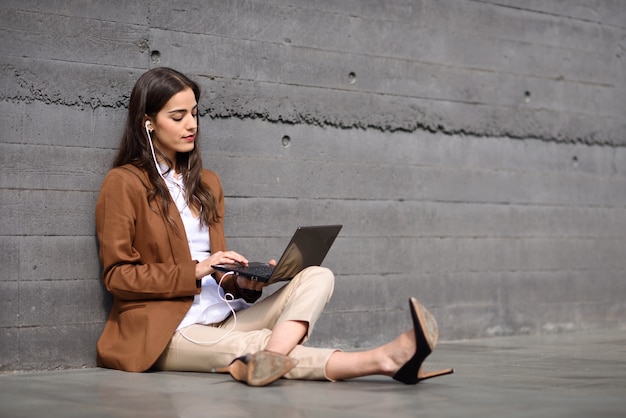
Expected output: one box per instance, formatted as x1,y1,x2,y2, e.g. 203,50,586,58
143,117,154,131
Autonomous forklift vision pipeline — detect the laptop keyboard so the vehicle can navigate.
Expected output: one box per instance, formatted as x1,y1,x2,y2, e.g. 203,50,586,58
243,263,274,277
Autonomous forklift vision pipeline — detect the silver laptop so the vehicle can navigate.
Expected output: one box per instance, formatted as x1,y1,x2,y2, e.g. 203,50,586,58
212,225,342,284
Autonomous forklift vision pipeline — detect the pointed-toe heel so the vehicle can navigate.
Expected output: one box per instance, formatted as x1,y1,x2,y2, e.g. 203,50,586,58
393,297,454,385
215,351,298,387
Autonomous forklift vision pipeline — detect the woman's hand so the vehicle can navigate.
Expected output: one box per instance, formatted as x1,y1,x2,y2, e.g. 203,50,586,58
195,250,248,279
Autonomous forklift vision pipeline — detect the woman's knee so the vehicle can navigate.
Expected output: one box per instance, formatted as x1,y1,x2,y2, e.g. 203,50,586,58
300,266,335,297
302,265,333,280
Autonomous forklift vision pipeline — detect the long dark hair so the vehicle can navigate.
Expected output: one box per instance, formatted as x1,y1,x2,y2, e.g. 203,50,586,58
113,67,218,228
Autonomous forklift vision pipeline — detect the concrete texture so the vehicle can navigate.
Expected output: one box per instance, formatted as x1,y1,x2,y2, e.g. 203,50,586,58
1,1,626,373
2,1,625,144
1,329,625,418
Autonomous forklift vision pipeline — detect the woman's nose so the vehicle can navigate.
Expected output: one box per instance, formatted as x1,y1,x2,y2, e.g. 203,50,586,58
187,115,198,130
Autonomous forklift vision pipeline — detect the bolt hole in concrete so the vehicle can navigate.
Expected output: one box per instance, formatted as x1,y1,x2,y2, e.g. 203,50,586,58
572,155,578,167
524,90,531,103
348,72,357,84
282,135,291,147
151,50,161,63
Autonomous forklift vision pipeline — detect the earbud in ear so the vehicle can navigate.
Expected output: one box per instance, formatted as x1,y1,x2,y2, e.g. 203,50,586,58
145,121,151,129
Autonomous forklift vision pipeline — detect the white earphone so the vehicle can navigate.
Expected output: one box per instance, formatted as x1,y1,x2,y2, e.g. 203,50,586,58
145,120,164,182
144,118,194,181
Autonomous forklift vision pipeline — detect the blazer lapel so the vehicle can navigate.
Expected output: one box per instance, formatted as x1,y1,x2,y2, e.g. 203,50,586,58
121,164,192,264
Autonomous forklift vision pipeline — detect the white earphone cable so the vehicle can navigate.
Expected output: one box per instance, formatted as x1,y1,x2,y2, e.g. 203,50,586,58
146,123,201,214
178,271,239,346
145,123,169,185
147,122,229,345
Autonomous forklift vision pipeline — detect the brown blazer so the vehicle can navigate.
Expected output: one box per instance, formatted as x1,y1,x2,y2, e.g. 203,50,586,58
95,164,226,372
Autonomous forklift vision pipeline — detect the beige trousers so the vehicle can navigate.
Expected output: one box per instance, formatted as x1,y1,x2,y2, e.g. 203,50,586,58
154,266,338,380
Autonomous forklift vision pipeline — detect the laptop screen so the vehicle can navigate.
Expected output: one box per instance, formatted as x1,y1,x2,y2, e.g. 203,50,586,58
271,225,342,281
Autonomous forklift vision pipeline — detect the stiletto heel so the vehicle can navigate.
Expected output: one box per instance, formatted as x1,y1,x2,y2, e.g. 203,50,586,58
393,297,454,384
214,351,298,387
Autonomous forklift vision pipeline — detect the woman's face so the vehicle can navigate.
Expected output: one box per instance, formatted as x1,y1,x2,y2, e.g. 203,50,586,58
149,87,198,163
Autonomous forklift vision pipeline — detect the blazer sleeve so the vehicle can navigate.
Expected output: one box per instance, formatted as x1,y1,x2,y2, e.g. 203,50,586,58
96,168,200,301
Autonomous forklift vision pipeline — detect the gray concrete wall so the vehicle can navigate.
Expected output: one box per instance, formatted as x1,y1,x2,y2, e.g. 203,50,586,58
1,0,625,371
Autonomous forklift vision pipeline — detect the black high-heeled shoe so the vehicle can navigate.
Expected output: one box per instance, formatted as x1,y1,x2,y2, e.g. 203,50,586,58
214,351,298,387
393,297,454,384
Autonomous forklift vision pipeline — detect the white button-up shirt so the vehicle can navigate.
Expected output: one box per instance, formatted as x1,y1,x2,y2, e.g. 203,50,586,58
158,165,250,330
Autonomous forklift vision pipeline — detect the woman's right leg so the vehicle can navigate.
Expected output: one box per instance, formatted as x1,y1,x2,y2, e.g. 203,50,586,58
324,298,453,383
323,329,416,381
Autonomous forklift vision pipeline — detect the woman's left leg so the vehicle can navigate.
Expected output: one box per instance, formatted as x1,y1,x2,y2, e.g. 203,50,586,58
154,266,338,380
226,266,335,353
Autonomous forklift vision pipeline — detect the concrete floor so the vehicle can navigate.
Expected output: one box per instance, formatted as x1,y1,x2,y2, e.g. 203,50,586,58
1,329,625,418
